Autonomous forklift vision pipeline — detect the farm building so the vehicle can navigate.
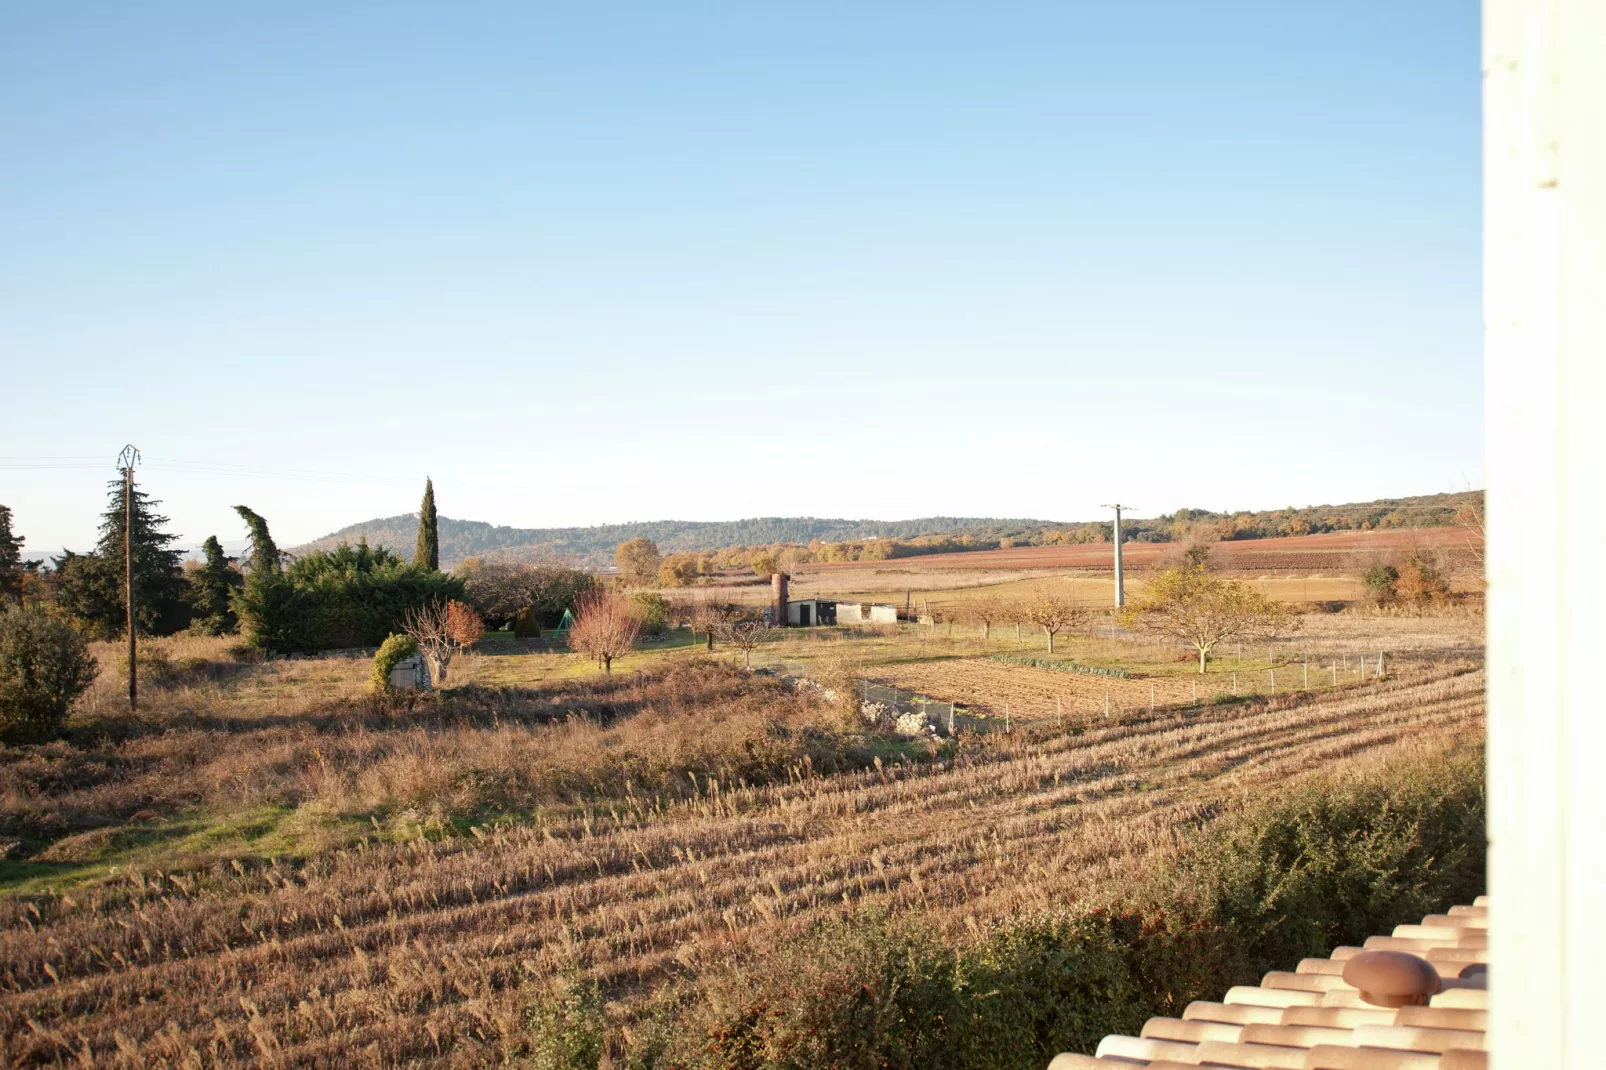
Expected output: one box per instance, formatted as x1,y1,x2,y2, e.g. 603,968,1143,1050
784,597,897,627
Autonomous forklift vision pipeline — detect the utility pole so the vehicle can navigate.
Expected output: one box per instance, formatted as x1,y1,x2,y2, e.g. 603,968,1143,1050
1102,504,1130,607
118,444,140,712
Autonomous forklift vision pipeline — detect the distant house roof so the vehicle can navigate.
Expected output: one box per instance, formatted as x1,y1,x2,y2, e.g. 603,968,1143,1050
1048,896,1489,1070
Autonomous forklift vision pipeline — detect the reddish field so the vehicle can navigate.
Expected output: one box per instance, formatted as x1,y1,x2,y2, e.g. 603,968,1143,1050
801,526,1474,572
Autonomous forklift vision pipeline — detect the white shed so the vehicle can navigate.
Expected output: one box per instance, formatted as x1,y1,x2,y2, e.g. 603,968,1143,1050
785,599,897,627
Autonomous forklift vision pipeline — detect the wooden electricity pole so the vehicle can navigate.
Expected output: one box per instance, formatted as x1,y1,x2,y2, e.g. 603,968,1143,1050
119,444,140,712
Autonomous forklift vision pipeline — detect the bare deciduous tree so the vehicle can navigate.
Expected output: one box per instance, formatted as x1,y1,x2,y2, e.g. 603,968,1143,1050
1121,564,1296,673
402,600,458,686
997,597,1029,641
689,595,738,652
1455,495,1486,577
568,590,642,674
960,595,1005,639
1021,588,1091,653
711,612,774,669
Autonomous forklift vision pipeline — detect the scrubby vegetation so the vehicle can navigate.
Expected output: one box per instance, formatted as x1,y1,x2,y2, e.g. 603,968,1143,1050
0,607,97,744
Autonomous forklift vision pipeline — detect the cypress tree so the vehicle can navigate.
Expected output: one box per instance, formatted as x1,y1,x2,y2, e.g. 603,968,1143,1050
187,535,242,635
233,506,280,575
0,505,21,604
414,478,439,571
54,477,188,637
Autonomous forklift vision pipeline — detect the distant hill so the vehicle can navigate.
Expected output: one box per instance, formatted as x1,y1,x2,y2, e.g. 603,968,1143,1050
289,516,1052,570
290,491,1479,571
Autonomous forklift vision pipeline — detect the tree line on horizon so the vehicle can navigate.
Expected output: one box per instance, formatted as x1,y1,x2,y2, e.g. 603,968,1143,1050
294,491,1484,571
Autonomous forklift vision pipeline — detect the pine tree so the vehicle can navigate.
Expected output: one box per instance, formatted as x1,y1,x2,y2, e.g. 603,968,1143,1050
187,535,242,635
414,478,439,571
0,505,21,604
54,476,189,637
233,506,280,575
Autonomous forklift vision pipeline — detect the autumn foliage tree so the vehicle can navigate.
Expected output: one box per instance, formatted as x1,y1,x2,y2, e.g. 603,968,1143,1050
568,590,642,673
657,553,702,587
1121,564,1295,673
444,599,485,647
614,538,661,587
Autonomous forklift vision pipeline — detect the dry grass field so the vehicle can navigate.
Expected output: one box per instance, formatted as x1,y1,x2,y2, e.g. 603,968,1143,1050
0,601,1484,1067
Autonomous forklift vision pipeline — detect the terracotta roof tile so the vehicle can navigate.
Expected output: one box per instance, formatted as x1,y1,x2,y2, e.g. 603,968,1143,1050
1047,899,1489,1070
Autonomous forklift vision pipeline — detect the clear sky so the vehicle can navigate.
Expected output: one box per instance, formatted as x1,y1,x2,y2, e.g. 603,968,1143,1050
0,2,1481,555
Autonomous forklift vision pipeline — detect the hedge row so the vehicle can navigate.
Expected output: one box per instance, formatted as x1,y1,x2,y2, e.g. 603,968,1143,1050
990,654,1132,679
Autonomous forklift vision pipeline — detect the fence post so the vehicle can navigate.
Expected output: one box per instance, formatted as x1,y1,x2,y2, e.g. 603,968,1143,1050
1056,694,1062,727
1378,652,1385,677
948,703,955,737
1232,673,1237,695
1005,704,1012,733
1104,691,1109,717
1332,663,1337,688
1269,669,1275,693
1192,679,1197,705
1150,683,1155,713
1303,660,1308,689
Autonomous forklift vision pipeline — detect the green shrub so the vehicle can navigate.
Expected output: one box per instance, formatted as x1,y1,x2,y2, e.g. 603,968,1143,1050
0,606,99,743
522,976,606,1070
371,634,419,692
1362,564,1400,605
1174,745,1486,971
630,592,670,636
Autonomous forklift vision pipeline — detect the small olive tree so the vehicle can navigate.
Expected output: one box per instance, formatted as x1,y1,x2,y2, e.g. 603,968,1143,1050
1121,564,1295,673
0,606,98,742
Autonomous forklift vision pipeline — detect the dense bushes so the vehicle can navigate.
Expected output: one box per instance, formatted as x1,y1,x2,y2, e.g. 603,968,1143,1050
370,633,419,692
666,744,1485,1070
0,606,98,743
235,542,464,654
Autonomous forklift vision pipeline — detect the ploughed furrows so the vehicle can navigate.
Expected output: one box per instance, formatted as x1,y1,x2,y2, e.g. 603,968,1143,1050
872,651,1483,719
0,666,1483,1067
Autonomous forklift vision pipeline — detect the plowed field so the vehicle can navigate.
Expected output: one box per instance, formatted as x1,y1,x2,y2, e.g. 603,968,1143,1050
802,526,1473,572
1,663,1483,1066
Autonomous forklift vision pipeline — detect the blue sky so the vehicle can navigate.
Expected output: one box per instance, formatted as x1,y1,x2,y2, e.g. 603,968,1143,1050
0,2,1481,554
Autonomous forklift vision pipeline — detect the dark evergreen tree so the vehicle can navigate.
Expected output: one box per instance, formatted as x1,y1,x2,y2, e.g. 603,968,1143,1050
0,505,21,604
233,505,280,574
414,478,439,571
53,475,189,637
187,535,243,635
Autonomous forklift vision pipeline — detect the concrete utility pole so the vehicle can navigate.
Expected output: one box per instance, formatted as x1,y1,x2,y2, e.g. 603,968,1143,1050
118,444,140,712
1103,504,1129,607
